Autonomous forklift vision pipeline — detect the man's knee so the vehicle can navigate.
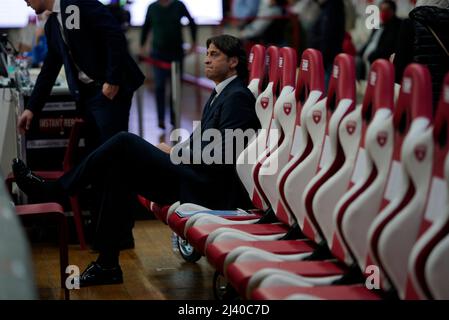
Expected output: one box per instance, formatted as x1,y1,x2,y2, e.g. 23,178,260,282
104,131,137,148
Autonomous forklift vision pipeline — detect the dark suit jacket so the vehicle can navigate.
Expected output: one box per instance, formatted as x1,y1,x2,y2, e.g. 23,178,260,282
360,16,402,64
178,77,261,210
27,0,145,115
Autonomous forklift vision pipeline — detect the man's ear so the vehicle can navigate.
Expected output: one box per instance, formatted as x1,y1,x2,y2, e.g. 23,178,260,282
229,56,239,70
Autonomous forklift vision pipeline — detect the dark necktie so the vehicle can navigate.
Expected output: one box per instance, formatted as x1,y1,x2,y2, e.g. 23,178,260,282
187,88,217,146
48,13,80,100
202,88,218,121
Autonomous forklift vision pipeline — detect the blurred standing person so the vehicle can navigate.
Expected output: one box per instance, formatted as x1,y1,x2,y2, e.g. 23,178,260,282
357,0,402,80
308,0,346,87
289,0,321,54
140,0,197,130
231,0,260,28
26,11,51,67
394,0,449,111
240,0,288,47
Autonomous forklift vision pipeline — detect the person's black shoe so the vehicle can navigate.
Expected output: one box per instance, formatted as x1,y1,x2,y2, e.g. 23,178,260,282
158,120,165,130
79,261,123,287
11,158,64,203
12,158,45,195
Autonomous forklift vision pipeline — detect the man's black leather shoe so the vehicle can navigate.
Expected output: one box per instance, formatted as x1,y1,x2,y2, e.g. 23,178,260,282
11,158,63,203
79,262,123,287
12,158,45,195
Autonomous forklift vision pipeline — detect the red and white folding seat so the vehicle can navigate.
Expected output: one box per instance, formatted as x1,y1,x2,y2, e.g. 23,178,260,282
205,49,327,274
250,63,436,300
405,72,449,300
222,59,395,298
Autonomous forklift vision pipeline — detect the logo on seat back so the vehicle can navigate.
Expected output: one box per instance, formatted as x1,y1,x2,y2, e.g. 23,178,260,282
302,59,309,72
261,97,269,109
346,121,357,135
377,131,388,147
284,103,292,115
312,110,322,124
415,145,427,162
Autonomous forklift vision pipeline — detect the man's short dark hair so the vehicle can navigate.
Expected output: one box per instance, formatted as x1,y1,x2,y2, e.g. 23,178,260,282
381,0,397,13
206,34,249,83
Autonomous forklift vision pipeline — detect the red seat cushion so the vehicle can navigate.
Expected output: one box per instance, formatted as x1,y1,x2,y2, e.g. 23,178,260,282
186,223,290,254
151,202,170,224
227,260,347,298
206,240,316,274
15,203,65,215
251,284,382,300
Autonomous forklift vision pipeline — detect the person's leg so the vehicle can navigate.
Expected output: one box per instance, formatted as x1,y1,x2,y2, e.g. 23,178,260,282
83,89,132,146
153,65,169,129
169,58,183,127
83,89,135,247
60,132,182,285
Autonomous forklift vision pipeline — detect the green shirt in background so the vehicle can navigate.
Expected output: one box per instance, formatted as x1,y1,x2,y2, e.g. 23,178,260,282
140,0,197,60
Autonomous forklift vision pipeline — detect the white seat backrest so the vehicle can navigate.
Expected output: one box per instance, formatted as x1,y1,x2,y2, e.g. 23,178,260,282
236,46,279,210
257,47,297,222
277,49,325,227
332,60,396,267
367,64,434,299
300,54,357,243
407,73,449,300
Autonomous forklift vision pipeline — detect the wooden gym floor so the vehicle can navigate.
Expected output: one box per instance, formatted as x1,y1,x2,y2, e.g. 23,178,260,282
33,220,215,300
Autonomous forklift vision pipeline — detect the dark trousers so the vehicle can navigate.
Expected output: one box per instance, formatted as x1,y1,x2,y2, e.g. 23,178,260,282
58,132,195,256
78,83,133,152
151,51,183,124
77,84,134,243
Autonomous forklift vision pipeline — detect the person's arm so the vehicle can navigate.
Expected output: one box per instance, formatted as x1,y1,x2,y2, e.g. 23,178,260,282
140,5,152,50
232,0,259,19
393,18,415,84
78,0,127,86
180,2,197,49
240,6,282,39
24,39,63,116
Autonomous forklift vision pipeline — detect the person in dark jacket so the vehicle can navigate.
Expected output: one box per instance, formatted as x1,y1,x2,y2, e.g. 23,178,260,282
357,0,402,80
19,0,145,151
394,0,449,111
308,0,346,87
12,34,261,287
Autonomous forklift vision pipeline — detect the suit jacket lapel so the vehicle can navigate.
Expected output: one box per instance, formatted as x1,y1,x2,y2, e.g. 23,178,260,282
202,77,242,123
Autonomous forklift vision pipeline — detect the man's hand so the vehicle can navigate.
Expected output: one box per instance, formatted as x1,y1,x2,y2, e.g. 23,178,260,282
17,110,34,134
157,142,172,154
102,83,120,100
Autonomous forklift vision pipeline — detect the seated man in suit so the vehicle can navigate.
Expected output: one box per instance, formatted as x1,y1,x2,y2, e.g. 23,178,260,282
12,34,261,287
